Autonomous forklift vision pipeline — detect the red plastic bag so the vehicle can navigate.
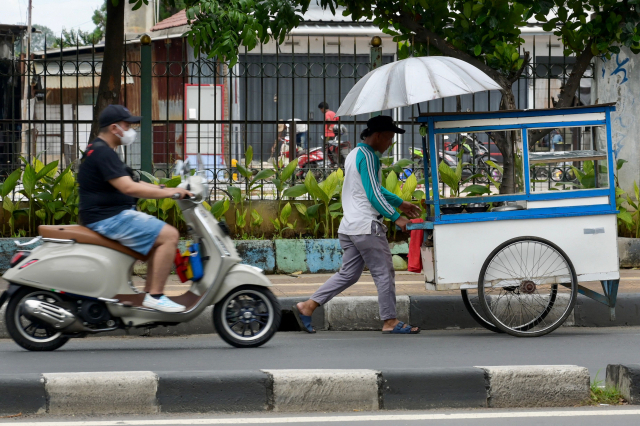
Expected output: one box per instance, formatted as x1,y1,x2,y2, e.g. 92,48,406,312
174,249,189,283
408,219,424,273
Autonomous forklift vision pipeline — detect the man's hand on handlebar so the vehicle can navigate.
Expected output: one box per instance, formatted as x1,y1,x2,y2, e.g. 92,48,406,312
395,216,411,232
167,187,194,200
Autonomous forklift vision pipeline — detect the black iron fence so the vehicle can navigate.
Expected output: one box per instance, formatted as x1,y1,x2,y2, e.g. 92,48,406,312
0,32,593,199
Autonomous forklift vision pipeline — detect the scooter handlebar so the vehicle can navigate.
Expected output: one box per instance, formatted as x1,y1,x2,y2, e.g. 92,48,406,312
172,193,197,200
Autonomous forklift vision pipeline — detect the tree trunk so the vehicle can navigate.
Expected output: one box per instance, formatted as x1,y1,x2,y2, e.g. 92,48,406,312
494,89,518,194
90,0,125,140
527,46,595,146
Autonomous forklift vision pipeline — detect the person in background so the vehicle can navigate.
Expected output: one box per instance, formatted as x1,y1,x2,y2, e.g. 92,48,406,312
292,115,422,335
293,119,309,150
318,101,339,142
551,129,564,152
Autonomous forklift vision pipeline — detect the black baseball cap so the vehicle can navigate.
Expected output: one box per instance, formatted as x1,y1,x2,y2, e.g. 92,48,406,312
366,115,405,134
98,105,142,128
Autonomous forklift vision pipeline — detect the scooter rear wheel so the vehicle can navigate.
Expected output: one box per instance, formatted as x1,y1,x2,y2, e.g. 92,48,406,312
5,287,70,351
213,285,281,348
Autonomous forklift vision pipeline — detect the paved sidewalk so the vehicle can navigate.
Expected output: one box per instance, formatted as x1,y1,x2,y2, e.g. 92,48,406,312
3,269,640,297
135,268,640,297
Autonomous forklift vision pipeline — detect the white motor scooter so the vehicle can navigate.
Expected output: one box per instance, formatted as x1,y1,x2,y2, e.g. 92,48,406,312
0,159,281,351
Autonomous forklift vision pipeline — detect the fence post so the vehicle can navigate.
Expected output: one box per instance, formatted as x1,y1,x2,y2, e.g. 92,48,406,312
140,33,153,176
370,36,382,118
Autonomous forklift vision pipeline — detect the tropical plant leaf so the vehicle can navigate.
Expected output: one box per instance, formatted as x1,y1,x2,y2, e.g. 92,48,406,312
58,170,76,202
53,211,66,220
294,202,307,216
250,169,275,186
281,158,299,182
235,163,252,179
280,202,292,224
244,145,253,168
412,190,425,200
164,176,182,188
401,174,417,201
1,168,22,198
385,171,399,193
462,184,492,195
307,204,321,217
485,160,503,174
329,202,342,211
3,196,15,213
617,159,628,170
138,170,159,184
226,185,243,203
22,164,37,197
438,161,460,196
305,172,329,204
618,209,633,225
35,209,46,222
283,184,308,198
251,209,263,226
160,198,175,211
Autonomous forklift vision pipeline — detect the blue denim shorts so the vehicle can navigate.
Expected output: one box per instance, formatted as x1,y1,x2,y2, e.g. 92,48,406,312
86,209,166,256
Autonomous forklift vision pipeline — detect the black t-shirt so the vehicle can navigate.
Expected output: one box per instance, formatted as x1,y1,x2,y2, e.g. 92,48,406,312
78,138,137,225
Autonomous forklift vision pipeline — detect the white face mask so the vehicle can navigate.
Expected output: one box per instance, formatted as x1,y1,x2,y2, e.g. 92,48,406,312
115,124,137,146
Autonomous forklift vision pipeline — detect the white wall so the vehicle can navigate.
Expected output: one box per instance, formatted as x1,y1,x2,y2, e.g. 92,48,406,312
594,46,640,195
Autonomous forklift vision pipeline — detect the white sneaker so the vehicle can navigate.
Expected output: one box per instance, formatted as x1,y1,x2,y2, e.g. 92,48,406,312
142,294,186,313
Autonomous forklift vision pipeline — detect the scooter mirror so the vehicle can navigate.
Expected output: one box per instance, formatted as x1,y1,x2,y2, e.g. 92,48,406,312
196,154,204,172
174,160,184,177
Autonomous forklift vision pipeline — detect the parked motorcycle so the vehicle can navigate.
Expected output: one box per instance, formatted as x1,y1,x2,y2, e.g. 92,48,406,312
0,157,281,351
296,125,351,181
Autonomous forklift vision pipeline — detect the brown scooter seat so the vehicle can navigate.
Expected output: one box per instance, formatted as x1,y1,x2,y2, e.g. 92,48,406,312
38,225,149,261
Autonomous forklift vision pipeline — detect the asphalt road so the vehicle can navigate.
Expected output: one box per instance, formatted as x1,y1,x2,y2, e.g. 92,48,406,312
4,408,640,425
1,327,639,379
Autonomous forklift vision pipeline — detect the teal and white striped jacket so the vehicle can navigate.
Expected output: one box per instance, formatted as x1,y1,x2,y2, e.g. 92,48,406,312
338,143,403,235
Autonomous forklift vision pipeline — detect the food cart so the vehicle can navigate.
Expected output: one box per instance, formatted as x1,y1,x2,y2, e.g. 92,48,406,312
408,104,620,337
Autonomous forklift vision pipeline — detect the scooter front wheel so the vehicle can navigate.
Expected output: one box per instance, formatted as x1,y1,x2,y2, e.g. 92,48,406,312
5,287,70,351
213,285,281,348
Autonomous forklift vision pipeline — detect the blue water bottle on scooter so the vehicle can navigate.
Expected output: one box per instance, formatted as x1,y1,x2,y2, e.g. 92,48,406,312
189,243,204,281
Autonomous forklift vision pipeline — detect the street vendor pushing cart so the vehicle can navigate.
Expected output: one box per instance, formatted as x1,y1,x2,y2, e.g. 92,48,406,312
293,115,422,334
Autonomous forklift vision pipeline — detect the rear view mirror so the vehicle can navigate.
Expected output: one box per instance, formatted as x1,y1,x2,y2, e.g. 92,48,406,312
174,160,184,177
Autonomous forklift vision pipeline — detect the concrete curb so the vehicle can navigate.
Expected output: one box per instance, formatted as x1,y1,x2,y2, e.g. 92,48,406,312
606,364,640,404
0,293,639,339
0,365,592,415
480,365,590,408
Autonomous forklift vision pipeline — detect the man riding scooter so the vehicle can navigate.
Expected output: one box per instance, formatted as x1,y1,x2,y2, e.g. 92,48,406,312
78,105,193,312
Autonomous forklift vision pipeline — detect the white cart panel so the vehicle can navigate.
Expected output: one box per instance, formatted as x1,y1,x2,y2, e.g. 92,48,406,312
429,214,619,290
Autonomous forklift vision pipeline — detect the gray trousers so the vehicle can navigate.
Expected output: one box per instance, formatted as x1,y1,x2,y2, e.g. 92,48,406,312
311,222,397,320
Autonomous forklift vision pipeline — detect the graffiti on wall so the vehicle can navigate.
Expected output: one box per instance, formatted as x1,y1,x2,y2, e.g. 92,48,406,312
602,53,632,158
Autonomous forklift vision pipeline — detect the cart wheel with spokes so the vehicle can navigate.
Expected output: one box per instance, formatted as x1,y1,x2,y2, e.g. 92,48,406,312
477,236,578,337
213,285,281,348
460,289,503,333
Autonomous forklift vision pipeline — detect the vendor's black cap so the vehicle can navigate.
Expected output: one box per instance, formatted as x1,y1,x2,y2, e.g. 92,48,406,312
366,115,405,134
98,105,142,128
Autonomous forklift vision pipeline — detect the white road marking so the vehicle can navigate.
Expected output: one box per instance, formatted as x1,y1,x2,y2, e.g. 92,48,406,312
21,409,640,425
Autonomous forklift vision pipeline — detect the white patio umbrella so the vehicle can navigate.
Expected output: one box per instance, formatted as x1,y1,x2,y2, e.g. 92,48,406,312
336,56,503,116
